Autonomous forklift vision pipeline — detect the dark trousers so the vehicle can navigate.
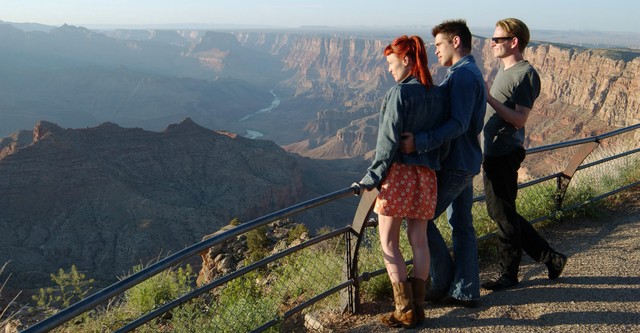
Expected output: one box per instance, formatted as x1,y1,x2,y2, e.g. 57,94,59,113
483,148,553,278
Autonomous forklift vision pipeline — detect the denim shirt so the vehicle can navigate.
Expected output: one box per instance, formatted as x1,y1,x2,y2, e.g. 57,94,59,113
414,55,486,174
359,76,449,189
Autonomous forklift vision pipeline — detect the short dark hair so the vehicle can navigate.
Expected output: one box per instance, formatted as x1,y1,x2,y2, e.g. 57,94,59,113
431,19,472,50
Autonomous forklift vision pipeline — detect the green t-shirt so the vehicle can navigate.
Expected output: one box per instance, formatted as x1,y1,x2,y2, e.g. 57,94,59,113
483,60,540,156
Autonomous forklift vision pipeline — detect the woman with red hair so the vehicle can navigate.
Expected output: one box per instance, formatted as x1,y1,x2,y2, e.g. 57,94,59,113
354,35,449,328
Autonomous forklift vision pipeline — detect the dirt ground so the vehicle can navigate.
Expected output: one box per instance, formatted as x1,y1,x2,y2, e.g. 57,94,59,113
313,186,640,333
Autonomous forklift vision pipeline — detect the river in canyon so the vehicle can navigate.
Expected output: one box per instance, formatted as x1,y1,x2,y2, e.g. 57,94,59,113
239,90,280,139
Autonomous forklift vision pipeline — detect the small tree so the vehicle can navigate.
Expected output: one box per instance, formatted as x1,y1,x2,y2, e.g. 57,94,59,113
246,226,270,261
287,224,309,244
32,265,95,314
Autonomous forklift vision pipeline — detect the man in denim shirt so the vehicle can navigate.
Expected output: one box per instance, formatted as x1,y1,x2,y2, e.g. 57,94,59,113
401,19,486,307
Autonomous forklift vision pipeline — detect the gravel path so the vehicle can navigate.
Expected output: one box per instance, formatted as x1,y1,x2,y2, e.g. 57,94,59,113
322,190,640,333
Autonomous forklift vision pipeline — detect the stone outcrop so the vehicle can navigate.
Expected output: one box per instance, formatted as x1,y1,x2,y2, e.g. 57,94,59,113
196,218,310,286
0,118,304,289
525,44,640,127
284,113,379,159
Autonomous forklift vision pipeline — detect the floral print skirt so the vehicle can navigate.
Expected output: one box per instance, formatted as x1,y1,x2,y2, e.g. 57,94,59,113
374,163,437,220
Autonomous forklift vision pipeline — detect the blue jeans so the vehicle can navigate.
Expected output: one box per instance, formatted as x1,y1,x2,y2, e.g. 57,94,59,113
427,169,480,300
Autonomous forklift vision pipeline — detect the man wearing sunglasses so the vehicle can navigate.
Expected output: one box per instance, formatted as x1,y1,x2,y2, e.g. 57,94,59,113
482,18,568,291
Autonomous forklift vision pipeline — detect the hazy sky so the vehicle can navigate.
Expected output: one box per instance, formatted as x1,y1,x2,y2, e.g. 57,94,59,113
1,0,638,33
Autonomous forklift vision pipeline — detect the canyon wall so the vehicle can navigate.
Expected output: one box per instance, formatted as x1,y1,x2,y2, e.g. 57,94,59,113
0,119,306,288
1,26,638,290
527,44,640,127
252,33,640,158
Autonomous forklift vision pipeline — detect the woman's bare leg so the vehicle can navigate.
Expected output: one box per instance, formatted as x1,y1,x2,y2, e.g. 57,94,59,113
378,214,407,282
407,218,429,280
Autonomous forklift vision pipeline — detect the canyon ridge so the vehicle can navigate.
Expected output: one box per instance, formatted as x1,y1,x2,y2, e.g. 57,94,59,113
0,23,639,289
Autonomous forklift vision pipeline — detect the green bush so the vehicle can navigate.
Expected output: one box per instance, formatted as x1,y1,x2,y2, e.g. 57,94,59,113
247,226,270,261
56,264,195,332
32,265,95,315
124,264,194,315
287,223,309,244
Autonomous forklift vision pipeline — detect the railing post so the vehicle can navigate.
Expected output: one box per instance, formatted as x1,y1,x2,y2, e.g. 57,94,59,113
553,141,600,219
341,189,378,314
555,174,570,215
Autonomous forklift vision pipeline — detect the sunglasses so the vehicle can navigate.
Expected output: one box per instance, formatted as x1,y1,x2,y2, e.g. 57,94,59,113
491,36,514,43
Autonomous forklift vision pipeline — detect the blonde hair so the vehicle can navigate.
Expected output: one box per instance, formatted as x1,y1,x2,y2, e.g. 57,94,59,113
496,18,530,52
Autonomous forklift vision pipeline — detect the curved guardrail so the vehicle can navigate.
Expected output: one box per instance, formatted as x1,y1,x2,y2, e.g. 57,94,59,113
22,188,356,333
21,123,640,333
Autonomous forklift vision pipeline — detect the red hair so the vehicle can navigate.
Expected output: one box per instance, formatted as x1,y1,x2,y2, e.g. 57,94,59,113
384,35,432,88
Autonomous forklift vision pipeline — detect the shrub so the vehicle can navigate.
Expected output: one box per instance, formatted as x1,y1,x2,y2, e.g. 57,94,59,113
124,264,194,315
32,265,95,315
247,226,270,261
287,223,309,244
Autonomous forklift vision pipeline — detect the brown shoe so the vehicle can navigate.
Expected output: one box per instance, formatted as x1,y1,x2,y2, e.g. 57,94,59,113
411,278,426,324
380,281,416,328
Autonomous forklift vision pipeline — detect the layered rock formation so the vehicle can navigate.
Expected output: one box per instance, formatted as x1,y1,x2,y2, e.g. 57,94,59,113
278,36,639,159
527,44,640,127
1,25,638,292
3,25,637,158
481,42,640,149
0,119,305,288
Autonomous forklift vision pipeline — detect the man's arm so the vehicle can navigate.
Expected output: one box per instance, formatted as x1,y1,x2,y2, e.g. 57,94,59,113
399,132,416,153
401,69,483,154
486,89,531,129
485,68,539,129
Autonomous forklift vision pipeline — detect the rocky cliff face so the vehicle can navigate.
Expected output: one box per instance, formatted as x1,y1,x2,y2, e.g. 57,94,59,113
2,27,638,291
0,119,305,288
526,44,640,127
210,30,640,159
235,32,391,95
276,35,640,158
5,26,636,159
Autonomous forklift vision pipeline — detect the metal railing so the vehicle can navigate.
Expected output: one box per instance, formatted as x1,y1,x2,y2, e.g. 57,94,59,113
22,123,640,332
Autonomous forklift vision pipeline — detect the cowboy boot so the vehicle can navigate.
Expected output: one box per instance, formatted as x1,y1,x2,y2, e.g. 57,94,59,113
411,278,426,324
380,281,416,328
